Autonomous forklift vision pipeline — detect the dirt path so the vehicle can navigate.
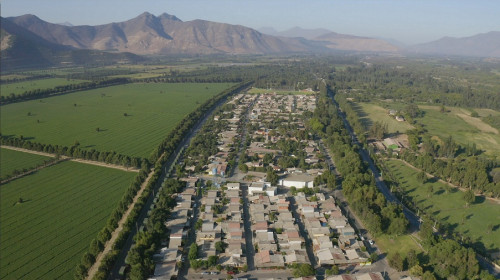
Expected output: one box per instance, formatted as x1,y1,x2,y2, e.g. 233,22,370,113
388,158,500,204
86,169,154,280
1,145,139,172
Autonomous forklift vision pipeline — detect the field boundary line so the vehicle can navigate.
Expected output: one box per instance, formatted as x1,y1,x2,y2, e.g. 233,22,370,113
0,158,68,185
86,169,155,280
387,158,500,204
0,145,139,173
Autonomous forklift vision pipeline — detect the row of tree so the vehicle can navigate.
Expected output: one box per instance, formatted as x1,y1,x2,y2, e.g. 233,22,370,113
74,163,151,279
0,157,58,182
315,83,408,236
0,73,53,84
0,136,146,169
0,77,130,104
400,150,499,197
331,91,496,277
332,61,500,110
88,82,251,280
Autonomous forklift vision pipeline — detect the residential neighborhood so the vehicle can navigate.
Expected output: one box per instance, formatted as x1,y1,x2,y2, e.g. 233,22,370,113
142,91,392,280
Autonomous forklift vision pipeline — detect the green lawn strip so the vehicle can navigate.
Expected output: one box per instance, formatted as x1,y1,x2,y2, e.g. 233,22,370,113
0,78,88,97
0,148,51,178
358,102,414,134
1,82,235,158
376,234,423,257
385,159,500,253
0,161,135,280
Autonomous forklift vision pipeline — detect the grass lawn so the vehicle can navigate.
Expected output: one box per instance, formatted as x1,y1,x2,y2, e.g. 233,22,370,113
0,148,51,178
0,161,135,280
385,159,500,254
248,87,314,95
0,78,87,97
376,234,423,257
1,83,234,158
357,102,414,134
417,105,500,156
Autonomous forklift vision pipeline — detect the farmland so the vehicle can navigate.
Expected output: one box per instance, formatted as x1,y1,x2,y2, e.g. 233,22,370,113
355,101,500,156
357,102,414,134
0,161,136,280
384,159,500,254
0,78,87,97
0,82,234,158
0,148,51,179
417,105,500,156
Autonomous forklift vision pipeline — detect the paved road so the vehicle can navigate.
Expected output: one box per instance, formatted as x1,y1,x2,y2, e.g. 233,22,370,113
329,93,420,231
288,196,318,268
328,90,500,277
241,184,256,270
177,182,202,280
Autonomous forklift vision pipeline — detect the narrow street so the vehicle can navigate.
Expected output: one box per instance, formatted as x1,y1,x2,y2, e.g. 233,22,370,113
288,196,318,268
241,184,255,270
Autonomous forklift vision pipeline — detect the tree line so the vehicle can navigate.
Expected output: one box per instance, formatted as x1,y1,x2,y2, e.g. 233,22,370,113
0,136,146,169
400,149,499,197
313,83,408,236
330,91,497,278
331,60,500,110
0,77,130,104
0,73,53,84
81,81,251,280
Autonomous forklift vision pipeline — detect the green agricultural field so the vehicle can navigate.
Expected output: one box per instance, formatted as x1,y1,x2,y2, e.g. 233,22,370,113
248,87,314,95
385,159,500,254
357,102,414,134
1,83,234,158
0,78,87,97
0,161,135,280
417,105,500,156
0,148,51,179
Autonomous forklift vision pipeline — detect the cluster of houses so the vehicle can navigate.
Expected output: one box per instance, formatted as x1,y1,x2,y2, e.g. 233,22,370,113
207,94,257,177
248,189,309,268
245,93,322,183
196,182,248,268
152,177,199,279
326,272,384,280
294,192,369,266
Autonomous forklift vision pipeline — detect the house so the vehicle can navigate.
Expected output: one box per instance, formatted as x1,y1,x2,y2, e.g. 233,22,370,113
266,186,277,197
280,173,315,188
254,250,285,268
226,182,240,190
249,182,268,195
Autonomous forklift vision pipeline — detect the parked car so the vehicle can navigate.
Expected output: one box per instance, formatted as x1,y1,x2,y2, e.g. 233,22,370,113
201,271,210,275
211,271,219,275
368,240,374,245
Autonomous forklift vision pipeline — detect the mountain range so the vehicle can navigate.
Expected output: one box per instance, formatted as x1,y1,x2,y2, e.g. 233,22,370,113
1,12,499,70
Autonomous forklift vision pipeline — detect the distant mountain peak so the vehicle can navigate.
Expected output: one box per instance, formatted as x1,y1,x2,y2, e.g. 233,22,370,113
158,12,182,22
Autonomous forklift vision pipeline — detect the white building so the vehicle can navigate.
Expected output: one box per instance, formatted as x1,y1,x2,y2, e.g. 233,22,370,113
280,174,315,188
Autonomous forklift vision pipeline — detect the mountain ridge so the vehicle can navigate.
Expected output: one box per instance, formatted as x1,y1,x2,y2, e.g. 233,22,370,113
408,31,500,57
3,12,499,58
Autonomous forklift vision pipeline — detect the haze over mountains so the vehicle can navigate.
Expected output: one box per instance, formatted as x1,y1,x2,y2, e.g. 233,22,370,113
1,11,499,70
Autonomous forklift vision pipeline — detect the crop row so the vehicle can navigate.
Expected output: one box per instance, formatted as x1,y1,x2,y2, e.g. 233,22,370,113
0,161,135,280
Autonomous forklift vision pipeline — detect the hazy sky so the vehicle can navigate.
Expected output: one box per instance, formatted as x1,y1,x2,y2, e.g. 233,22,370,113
2,0,499,45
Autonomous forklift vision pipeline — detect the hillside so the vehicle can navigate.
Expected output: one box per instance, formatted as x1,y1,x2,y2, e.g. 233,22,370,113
0,17,143,70
7,12,316,55
314,32,400,53
408,31,500,57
